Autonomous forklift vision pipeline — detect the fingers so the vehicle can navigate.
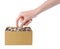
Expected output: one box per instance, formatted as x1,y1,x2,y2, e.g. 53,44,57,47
16,14,32,28
20,19,27,28
16,19,19,27
20,17,24,23
20,19,32,28
16,16,23,27
24,19,32,26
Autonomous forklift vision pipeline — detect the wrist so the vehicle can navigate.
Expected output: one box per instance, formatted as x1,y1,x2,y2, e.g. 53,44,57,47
34,7,42,16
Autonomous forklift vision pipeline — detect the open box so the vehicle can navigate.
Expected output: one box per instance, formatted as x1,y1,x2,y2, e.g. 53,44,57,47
5,27,32,45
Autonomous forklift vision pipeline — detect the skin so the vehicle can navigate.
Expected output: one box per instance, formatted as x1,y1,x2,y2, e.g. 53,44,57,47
16,0,60,28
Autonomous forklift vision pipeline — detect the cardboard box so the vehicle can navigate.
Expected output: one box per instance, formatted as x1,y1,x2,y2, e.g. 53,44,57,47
5,27,32,45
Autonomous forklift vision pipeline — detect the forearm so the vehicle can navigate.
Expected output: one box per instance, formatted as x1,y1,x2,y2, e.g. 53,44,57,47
35,0,60,15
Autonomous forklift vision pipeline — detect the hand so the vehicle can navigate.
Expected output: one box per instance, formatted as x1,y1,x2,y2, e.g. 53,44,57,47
16,10,37,28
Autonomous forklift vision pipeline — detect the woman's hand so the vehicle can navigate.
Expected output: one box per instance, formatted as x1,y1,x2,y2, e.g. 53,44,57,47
16,10,37,28
16,0,60,28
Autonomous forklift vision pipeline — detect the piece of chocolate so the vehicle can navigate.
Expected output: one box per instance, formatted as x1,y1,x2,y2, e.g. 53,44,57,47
11,27,14,29
8,29,11,31
16,28,21,31
13,28,17,31
25,27,31,31
21,28,25,31
5,27,9,31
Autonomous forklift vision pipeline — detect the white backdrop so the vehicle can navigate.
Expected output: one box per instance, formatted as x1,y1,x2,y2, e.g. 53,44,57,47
0,0,60,49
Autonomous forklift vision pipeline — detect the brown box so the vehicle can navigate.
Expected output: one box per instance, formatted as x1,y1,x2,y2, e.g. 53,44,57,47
5,27,32,45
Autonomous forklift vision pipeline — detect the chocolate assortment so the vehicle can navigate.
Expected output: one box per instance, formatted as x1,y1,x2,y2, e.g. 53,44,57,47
5,27,31,31
5,27,32,45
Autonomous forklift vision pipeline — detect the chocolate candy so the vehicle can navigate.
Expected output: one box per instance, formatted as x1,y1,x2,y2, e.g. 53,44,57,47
25,27,31,31
5,27,31,31
16,28,21,31
5,27,9,31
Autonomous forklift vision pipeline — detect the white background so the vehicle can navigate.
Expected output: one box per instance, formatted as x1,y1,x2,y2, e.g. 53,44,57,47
0,0,60,49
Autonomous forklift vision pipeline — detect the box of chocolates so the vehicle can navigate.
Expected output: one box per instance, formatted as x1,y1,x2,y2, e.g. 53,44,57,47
5,27,32,45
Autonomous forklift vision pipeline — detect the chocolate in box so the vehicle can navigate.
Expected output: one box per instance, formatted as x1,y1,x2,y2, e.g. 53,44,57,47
5,27,32,45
